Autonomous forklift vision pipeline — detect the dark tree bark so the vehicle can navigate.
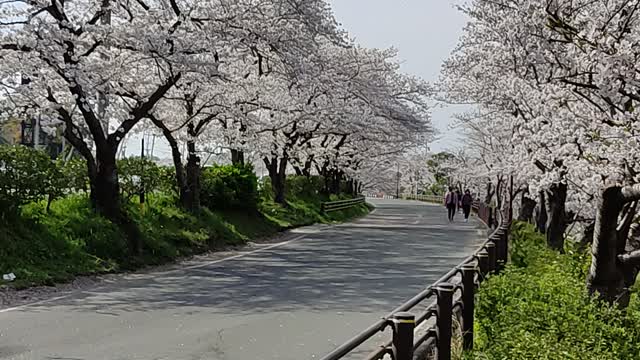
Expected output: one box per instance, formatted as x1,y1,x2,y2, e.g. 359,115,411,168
231,149,245,166
91,146,142,254
185,138,201,212
578,221,595,251
148,114,190,208
535,190,548,234
518,191,536,223
302,156,314,177
587,185,640,307
331,170,342,195
351,179,359,196
545,182,568,251
485,182,494,204
264,156,288,204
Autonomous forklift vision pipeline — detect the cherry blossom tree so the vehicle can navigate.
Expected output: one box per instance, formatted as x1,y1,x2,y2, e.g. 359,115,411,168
441,0,640,304
228,44,432,203
0,0,224,251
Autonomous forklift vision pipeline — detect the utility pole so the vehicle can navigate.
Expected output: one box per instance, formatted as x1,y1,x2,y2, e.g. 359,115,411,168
396,163,401,199
140,137,145,206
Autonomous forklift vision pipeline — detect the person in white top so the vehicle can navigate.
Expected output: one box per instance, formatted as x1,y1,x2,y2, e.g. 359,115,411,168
443,187,459,222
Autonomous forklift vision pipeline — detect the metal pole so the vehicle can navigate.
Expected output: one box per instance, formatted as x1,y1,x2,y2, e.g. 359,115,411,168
502,229,509,265
496,230,508,267
477,250,489,280
486,242,496,273
436,283,454,360
391,312,415,360
140,137,145,205
491,233,504,271
396,163,400,199
460,265,475,351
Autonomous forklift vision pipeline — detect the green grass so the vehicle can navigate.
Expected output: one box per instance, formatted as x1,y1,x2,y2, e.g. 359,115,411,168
0,192,370,289
258,192,371,229
470,222,640,360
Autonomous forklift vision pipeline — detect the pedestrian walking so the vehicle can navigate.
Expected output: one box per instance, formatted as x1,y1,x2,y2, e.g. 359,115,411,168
444,187,458,222
461,189,473,222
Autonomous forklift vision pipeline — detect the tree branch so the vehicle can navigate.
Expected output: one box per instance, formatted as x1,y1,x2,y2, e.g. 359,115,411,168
108,72,182,147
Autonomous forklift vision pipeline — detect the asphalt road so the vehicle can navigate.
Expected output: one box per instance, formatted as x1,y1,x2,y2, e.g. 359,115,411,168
0,199,486,360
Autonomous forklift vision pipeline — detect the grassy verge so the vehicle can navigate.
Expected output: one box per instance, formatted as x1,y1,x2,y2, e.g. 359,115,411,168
0,194,370,289
471,222,640,359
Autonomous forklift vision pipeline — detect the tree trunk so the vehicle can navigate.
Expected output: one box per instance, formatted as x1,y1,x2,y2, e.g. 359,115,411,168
485,182,493,204
91,147,142,254
185,140,201,211
264,156,287,204
92,149,120,217
587,187,627,304
231,149,245,166
302,157,314,177
578,221,595,251
352,180,359,196
518,192,536,223
586,183,640,308
149,114,190,209
332,171,341,195
169,143,189,209
545,182,567,251
535,190,548,234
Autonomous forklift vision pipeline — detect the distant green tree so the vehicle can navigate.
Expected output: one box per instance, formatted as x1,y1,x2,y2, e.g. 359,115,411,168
426,152,455,195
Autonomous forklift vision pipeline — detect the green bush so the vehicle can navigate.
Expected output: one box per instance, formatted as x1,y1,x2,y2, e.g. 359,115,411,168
0,145,60,213
118,157,162,199
56,157,89,193
201,164,258,210
0,146,92,214
157,165,178,195
473,222,640,359
286,175,325,199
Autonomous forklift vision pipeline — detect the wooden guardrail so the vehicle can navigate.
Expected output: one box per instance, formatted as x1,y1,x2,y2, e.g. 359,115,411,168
321,196,366,212
320,202,509,360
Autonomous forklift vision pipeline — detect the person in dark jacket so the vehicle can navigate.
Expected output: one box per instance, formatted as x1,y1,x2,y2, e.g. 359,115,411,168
461,189,473,222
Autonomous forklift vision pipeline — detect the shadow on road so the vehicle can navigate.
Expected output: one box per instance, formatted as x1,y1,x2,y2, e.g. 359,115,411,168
20,201,485,317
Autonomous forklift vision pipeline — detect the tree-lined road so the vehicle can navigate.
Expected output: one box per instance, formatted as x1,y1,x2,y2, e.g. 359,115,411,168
0,199,485,360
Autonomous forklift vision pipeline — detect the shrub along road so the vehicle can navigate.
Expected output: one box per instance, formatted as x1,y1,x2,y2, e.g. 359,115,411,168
0,199,486,360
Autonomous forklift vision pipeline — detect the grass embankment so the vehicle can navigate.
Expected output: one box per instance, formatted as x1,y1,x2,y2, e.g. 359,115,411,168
0,193,370,289
471,222,640,359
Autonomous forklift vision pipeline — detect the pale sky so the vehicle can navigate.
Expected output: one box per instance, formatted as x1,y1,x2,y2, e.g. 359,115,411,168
328,0,469,152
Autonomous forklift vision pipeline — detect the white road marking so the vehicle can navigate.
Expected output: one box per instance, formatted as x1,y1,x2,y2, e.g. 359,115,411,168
1,205,381,314
177,234,308,272
0,234,310,313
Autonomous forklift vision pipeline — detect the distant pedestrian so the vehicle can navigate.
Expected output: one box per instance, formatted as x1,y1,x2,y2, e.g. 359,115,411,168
444,187,458,222
461,189,473,222
456,189,462,213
